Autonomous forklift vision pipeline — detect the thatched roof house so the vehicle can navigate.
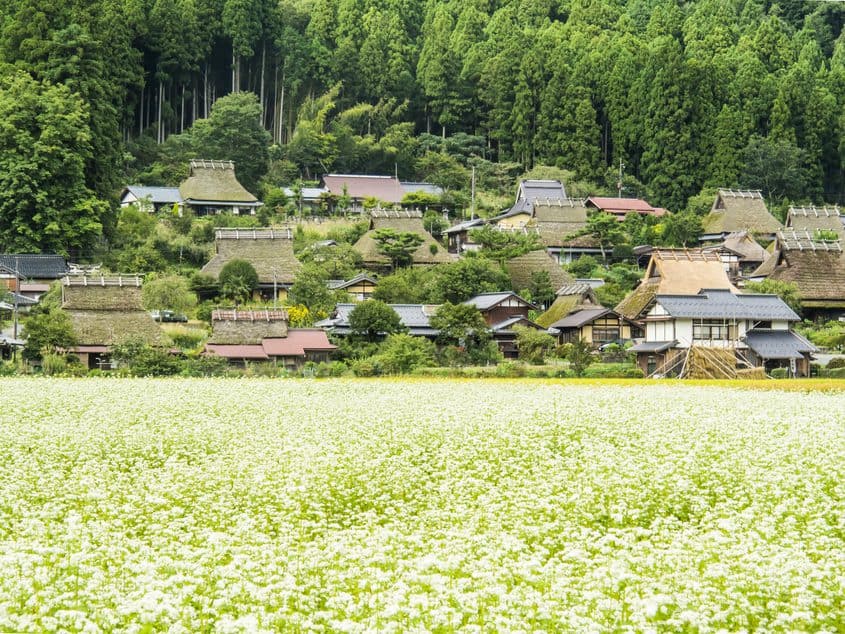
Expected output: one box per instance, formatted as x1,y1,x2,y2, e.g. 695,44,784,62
61,276,164,368
505,249,573,293
201,228,301,295
497,180,568,220
785,206,844,238
749,230,845,320
615,249,737,321
536,282,601,328
585,197,666,219
701,230,769,280
179,160,261,215
701,189,781,240
353,210,453,267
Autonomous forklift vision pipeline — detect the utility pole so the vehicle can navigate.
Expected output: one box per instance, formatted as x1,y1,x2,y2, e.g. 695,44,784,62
12,256,19,341
273,270,278,309
470,165,476,220
617,158,625,198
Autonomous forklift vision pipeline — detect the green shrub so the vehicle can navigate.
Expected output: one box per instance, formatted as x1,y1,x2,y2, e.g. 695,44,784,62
583,363,643,378
182,355,230,377
351,359,379,377
770,367,788,379
41,353,68,376
495,362,527,378
826,357,845,369
819,367,845,378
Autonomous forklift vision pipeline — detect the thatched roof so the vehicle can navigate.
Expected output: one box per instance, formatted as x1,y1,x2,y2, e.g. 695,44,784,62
536,283,601,327
711,231,768,262
201,228,301,284
67,310,164,347
752,232,845,305
62,276,145,311
702,189,781,235
354,211,453,266
531,200,590,247
179,160,258,203
615,249,737,320
505,250,573,292
786,206,844,237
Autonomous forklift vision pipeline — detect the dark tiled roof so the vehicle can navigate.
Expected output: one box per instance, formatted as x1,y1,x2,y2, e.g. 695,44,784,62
464,292,536,311
548,307,611,329
326,274,378,290
0,254,68,279
744,329,816,359
655,289,799,320
318,303,440,336
630,340,676,353
122,186,183,204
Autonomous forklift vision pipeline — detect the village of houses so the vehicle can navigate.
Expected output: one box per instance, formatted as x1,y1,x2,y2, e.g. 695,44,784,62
2,158,844,379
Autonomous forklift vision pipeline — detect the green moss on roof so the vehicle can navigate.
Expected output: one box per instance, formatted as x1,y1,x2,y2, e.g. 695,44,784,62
615,281,659,320
67,310,164,346
535,295,579,328
179,160,258,203
505,250,573,292
201,233,301,284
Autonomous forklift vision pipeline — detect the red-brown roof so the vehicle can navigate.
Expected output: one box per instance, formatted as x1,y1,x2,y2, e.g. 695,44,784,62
587,197,666,216
261,330,336,356
206,330,336,360
321,174,405,203
205,344,268,359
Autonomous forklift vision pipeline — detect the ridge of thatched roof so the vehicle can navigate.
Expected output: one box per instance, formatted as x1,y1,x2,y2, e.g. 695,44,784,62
61,276,145,311
201,228,301,284
505,250,573,292
786,206,844,237
702,189,781,235
179,160,258,203
710,231,768,262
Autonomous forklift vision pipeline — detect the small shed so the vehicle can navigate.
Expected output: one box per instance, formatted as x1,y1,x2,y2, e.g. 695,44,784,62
120,186,183,213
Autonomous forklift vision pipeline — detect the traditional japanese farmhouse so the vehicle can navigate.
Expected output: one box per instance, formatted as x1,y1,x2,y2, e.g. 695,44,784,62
505,250,573,295
0,254,68,290
201,228,301,302
629,289,814,378
444,217,486,254
317,303,440,339
749,229,845,321
120,185,183,213
179,160,262,216
327,274,378,301
205,309,335,368
353,210,453,268
701,230,769,281
615,249,737,323
533,199,604,264
463,291,543,358
494,180,568,228
700,189,781,242
61,275,164,369
547,307,639,347
585,196,666,220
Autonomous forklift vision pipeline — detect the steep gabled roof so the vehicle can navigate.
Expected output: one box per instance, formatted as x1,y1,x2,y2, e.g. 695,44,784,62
500,180,568,217
505,250,573,292
201,228,301,284
702,189,781,235
615,249,737,320
179,160,259,204
321,174,405,203
786,206,844,237
752,231,845,305
704,231,768,262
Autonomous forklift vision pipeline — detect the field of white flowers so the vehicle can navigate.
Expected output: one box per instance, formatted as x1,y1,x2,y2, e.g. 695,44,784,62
0,378,843,632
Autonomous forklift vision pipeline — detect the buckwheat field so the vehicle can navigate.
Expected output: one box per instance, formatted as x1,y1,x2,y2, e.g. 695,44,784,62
1,378,843,632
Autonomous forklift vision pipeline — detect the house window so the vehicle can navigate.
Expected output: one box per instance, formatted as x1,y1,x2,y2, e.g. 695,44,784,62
692,319,735,341
592,317,620,343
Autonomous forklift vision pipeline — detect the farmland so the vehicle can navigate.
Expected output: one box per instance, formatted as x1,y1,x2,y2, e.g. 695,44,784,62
1,378,843,632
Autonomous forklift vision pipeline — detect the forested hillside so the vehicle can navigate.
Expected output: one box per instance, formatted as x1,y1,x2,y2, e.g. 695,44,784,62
0,0,844,254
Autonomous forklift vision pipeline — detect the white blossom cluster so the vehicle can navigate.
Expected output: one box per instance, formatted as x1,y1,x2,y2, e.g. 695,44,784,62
0,378,843,632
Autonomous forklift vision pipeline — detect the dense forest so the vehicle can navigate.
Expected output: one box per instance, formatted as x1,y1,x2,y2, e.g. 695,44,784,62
0,0,844,255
